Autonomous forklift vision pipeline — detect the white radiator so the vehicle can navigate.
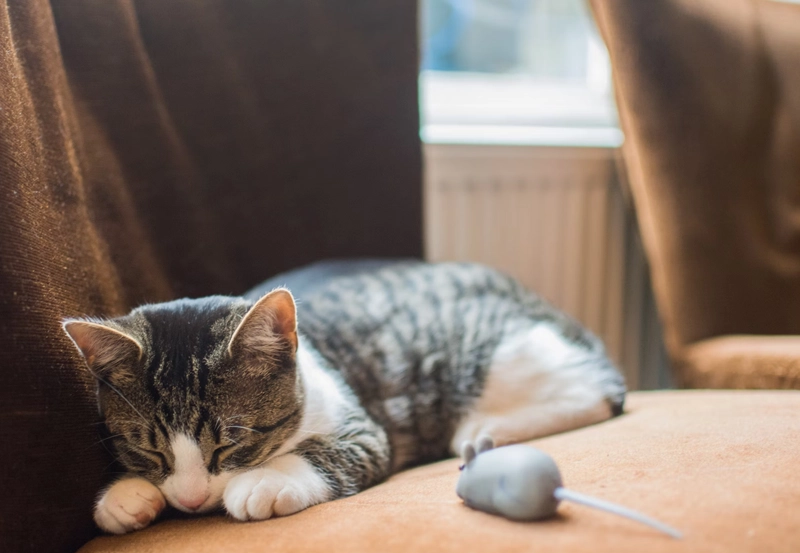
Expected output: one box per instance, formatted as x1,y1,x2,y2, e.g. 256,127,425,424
423,143,670,390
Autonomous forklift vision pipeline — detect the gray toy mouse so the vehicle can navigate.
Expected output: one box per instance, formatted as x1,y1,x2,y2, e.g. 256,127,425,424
456,437,682,539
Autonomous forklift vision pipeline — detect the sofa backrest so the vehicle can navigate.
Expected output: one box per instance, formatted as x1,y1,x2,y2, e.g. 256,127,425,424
0,2,421,551
591,0,800,384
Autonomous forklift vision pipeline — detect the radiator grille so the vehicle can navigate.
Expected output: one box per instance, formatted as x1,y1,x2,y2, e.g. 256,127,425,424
424,143,669,389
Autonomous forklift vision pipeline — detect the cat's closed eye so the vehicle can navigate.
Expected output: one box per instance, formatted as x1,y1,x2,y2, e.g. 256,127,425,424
138,448,168,469
208,444,236,471
124,445,169,477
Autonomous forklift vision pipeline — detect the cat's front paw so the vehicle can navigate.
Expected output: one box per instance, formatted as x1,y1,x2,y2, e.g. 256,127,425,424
94,477,166,534
223,454,330,521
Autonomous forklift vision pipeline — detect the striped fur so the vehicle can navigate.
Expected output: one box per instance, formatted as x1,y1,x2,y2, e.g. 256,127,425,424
64,262,625,534
291,262,625,469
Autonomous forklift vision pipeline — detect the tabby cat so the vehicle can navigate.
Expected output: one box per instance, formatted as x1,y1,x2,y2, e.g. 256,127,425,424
63,262,625,534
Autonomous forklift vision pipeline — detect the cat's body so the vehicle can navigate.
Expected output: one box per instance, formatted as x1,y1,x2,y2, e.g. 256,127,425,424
64,262,625,534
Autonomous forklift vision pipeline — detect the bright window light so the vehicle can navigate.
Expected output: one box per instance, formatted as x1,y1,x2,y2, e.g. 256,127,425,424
419,0,621,147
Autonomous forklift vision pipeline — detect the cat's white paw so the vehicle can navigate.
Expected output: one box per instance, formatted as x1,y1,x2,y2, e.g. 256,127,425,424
94,477,166,534
223,454,330,521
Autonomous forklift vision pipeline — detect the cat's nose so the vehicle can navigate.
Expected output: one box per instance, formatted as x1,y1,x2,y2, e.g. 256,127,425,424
177,493,209,511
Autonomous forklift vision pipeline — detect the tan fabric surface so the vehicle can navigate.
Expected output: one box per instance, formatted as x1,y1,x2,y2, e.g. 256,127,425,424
685,336,800,389
79,391,800,553
590,0,800,388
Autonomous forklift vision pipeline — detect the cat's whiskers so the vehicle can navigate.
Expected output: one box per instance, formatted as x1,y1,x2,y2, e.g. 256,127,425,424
111,420,152,430
91,420,149,428
226,425,263,434
101,453,127,472
88,433,126,448
291,429,327,436
90,420,151,430
221,414,248,423
95,375,149,426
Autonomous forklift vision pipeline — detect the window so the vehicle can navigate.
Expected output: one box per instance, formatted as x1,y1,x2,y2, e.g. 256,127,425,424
419,0,621,147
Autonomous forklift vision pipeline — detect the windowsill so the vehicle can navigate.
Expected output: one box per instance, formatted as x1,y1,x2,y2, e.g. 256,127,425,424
421,124,623,148
420,71,622,148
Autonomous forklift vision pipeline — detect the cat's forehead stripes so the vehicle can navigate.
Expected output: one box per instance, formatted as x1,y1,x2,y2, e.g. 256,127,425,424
124,296,250,433
137,297,248,380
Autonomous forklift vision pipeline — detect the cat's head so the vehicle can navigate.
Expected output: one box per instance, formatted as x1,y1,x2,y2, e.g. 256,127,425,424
63,289,303,514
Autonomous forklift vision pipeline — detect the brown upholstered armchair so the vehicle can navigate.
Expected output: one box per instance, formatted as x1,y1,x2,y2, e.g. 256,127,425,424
592,0,800,389
0,2,420,552
3,2,800,553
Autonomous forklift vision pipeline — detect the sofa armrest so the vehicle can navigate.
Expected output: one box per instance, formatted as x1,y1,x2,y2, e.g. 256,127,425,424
682,335,800,389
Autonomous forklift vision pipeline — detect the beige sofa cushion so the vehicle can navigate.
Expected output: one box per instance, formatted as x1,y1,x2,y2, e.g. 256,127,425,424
79,391,800,553
684,335,800,389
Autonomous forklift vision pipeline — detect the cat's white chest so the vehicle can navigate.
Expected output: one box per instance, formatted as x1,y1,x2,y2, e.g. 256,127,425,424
272,340,348,456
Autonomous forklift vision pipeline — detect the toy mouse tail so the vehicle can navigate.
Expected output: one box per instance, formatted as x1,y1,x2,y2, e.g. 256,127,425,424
554,488,683,539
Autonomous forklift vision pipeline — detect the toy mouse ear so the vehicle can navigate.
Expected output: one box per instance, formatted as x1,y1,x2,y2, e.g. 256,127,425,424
461,442,477,464
476,435,495,454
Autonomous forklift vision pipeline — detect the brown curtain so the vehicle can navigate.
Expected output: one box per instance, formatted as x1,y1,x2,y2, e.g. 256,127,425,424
0,1,421,551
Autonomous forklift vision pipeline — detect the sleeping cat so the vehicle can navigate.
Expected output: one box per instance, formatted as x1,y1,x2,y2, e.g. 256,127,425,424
63,261,625,534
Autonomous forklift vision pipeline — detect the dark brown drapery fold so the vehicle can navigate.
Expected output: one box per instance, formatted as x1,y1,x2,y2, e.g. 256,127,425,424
0,2,421,551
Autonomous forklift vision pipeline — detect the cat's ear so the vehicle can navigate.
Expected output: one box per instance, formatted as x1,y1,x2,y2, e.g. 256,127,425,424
62,319,143,380
228,288,298,357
